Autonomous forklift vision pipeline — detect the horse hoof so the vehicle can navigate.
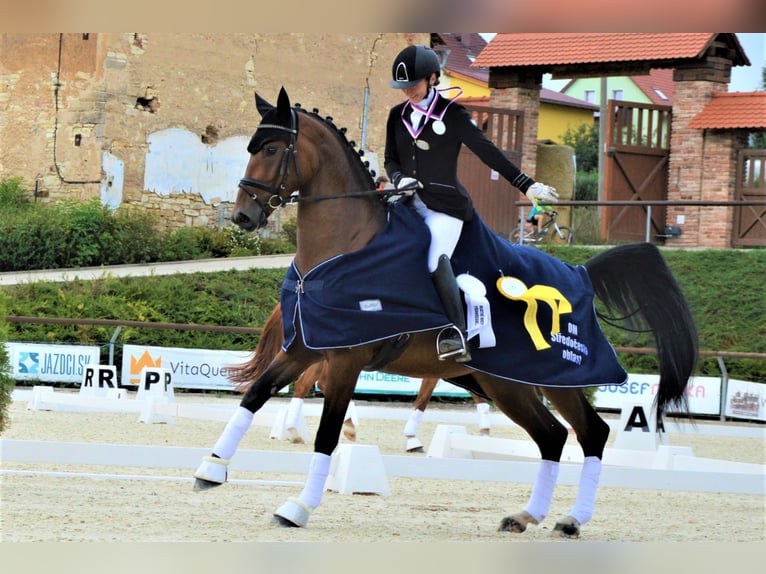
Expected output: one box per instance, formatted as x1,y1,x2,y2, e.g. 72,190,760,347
193,478,223,491
405,436,424,453
271,515,301,528
273,497,311,528
552,517,581,539
498,511,537,533
192,456,228,487
288,428,305,444
342,421,357,442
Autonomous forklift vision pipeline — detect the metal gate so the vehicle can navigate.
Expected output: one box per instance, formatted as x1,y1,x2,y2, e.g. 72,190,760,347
604,100,672,242
733,149,766,247
458,105,524,238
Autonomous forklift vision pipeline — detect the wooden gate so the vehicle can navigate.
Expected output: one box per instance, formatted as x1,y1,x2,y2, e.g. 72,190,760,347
604,100,672,242
458,105,524,238
733,149,766,247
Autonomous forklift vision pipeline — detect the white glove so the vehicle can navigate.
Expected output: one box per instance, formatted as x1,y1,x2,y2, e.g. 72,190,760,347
525,182,559,207
395,176,423,196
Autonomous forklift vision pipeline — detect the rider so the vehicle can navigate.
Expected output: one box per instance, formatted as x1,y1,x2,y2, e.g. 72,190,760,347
384,44,559,362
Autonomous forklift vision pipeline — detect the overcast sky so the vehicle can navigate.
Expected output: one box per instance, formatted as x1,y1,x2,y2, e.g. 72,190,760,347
479,33,765,92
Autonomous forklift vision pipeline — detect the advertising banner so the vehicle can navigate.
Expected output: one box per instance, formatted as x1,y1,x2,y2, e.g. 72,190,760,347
724,378,766,422
594,374,721,416
354,371,470,397
5,342,100,384
120,344,253,391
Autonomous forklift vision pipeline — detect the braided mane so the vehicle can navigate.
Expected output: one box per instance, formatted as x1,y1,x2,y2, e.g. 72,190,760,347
293,103,377,191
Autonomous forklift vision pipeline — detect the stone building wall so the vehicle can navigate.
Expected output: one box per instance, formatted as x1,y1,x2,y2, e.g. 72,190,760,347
0,32,427,231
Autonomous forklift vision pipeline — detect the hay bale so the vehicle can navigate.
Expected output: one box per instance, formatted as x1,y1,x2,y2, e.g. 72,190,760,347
536,143,575,228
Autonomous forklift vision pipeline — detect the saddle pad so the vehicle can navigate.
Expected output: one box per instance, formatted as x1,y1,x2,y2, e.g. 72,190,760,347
281,202,627,389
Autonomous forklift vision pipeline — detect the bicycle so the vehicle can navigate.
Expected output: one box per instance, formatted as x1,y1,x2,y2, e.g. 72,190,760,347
509,209,575,246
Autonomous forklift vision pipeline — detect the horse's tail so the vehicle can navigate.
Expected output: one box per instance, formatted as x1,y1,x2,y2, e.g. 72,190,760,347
584,243,699,419
228,302,285,393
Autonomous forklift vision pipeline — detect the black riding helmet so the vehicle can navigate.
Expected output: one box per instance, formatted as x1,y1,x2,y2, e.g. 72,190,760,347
390,45,441,89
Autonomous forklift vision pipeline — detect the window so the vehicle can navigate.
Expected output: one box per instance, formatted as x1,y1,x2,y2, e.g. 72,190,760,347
653,88,670,101
612,89,624,100
584,90,596,103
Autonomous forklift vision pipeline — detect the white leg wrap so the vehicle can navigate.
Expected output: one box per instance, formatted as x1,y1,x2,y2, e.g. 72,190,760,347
212,406,254,460
285,397,304,430
567,456,601,525
298,452,332,509
476,402,491,430
193,455,229,483
403,408,424,437
523,459,560,523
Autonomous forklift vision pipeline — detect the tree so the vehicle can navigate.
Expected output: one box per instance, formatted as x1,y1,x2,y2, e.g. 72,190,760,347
560,123,599,172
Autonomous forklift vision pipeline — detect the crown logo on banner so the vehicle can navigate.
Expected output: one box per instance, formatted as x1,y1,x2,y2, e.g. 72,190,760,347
129,350,162,385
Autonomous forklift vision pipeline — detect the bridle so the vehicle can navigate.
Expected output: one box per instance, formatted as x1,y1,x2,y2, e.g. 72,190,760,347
238,107,407,210
238,107,302,211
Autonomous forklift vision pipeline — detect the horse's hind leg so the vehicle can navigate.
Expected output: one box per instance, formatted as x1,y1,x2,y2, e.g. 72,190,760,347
472,393,491,435
283,362,325,444
193,350,317,490
541,387,610,539
402,377,439,452
474,375,569,535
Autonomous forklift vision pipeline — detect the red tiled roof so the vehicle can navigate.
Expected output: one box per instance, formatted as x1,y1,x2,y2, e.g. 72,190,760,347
474,33,721,67
630,68,675,105
438,33,489,84
688,92,766,129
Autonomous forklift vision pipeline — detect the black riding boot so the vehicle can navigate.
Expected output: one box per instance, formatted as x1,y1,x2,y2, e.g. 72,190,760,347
431,254,472,363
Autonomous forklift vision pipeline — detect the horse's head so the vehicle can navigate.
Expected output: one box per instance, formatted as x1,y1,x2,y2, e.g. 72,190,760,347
232,87,301,231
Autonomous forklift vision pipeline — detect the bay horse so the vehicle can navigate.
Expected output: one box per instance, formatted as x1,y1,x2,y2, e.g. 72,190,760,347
194,87,698,538
229,302,491,451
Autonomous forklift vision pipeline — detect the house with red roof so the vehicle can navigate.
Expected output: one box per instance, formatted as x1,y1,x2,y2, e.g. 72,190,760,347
561,68,675,107
434,33,598,143
472,33,764,248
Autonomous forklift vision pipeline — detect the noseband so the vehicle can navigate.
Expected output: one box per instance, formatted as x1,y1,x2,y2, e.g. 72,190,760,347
239,108,301,210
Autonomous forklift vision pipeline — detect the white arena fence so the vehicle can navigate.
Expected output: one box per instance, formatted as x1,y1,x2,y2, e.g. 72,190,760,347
4,385,764,497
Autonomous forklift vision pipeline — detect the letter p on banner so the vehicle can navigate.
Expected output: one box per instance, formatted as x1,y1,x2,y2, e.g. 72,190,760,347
136,367,175,403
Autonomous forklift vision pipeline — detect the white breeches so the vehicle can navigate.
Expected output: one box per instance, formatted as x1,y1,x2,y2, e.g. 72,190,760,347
412,194,464,272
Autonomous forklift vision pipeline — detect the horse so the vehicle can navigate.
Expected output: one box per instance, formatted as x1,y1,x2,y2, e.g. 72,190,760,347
193,87,698,539
228,302,491,451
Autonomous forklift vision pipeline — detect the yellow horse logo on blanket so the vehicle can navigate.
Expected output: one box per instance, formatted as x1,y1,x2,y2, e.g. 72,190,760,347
496,276,572,351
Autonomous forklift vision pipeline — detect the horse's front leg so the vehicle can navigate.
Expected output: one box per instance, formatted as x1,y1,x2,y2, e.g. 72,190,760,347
193,351,316,490
272,355,362,528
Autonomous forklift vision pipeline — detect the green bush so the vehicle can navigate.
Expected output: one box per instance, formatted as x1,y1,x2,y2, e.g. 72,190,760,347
0,291,14,431
0,177,296,271
3,248,764,386
574,170,599,201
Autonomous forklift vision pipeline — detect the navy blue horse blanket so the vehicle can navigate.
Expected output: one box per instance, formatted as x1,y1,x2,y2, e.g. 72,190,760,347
280,202,627,389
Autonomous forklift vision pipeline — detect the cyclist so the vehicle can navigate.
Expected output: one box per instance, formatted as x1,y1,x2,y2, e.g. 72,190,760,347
528,203,553,237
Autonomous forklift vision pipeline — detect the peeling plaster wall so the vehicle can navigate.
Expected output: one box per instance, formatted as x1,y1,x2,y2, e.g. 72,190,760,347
143,129,248,205
1,32,426,230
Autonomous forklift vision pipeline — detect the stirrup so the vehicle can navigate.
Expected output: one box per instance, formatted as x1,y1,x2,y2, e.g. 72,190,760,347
437,327,471,362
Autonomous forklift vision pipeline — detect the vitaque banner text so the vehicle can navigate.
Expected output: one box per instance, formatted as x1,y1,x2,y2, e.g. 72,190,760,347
121,344,253,391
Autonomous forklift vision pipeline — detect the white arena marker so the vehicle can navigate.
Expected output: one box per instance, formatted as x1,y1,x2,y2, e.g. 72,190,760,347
613,401,665,451
137,367,175,424
326,444,391,496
